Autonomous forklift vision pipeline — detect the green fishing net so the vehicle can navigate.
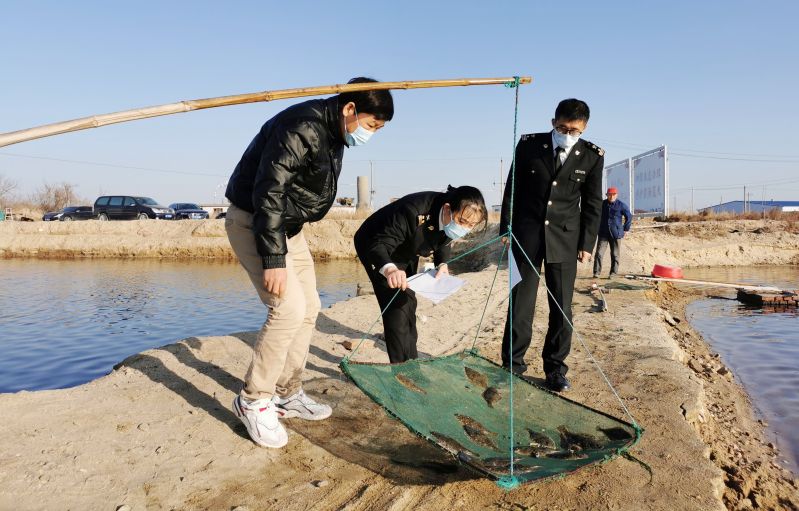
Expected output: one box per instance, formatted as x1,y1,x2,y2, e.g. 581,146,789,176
340,351,641,487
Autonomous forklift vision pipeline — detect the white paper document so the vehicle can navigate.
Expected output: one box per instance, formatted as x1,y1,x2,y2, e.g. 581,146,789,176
407,271,466,304
509,249,523,289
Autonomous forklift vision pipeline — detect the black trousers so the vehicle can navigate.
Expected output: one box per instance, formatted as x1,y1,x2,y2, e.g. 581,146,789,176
357,256,419,364
501,244,577,376
593,236,621,276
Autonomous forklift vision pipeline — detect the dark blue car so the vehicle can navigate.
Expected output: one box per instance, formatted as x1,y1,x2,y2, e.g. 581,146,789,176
42,206,96,221
169,203,209,220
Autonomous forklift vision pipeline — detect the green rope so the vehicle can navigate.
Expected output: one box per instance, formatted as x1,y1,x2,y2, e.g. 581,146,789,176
468,242,508,353
344,233,506,363
508,231,641,431
342,286,403,363
506,75,521,480
496,475,521,490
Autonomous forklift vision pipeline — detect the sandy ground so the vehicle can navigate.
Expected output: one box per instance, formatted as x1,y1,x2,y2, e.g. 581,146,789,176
0,221,798,510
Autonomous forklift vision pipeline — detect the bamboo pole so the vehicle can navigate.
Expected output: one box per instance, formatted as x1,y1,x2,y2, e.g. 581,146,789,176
0,76,532,148
626,275,784,293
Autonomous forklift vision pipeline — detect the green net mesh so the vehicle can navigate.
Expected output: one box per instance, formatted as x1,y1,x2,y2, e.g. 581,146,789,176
340,351,641,486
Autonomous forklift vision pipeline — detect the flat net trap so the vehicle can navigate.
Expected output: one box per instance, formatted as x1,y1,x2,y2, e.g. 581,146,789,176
340,352,640,486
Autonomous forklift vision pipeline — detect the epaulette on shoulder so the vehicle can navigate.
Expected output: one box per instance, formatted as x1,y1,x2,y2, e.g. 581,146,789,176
520,133,536,141
584,140,605,157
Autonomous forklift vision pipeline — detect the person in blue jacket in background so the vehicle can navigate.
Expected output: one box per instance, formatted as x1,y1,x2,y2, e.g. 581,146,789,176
593,187,632,278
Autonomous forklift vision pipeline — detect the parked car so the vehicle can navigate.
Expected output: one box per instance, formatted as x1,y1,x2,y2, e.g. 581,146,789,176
42,206,95,221
42,210,61,221
93,196,174,220
169,203,209,220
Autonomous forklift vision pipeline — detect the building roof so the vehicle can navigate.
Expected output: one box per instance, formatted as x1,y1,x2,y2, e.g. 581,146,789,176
700,200,799,210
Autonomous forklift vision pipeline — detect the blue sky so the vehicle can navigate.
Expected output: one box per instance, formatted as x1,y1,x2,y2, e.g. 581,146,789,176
1,1,798,210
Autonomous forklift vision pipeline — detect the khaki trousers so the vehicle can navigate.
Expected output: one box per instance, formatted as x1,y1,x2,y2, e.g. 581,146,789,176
225,204,321,401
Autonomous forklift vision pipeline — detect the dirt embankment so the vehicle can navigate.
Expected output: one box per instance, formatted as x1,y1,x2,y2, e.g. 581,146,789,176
0,218,362,260
450,219,799,275
2,218,798,271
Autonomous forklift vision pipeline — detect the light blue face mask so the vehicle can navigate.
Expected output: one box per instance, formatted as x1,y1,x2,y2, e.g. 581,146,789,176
344,105,375,147
443,217,471,240
552,129,580,150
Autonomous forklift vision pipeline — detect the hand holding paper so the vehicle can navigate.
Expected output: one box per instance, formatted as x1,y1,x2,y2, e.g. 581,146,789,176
407,270,466,304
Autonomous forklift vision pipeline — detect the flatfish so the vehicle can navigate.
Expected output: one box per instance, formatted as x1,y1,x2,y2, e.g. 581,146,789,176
557,425,603,451
456,414,498,450
526,428,556,449
464,366,489,388
482,387,501,407
513,445,559,458
394,373,426,394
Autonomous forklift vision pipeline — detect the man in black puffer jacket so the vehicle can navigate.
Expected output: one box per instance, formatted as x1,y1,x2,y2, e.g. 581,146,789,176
225,78,393,449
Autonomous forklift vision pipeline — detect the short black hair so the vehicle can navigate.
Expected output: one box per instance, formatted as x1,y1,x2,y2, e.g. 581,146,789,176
554,98,590,122
446,185,488,232
337,77,394,121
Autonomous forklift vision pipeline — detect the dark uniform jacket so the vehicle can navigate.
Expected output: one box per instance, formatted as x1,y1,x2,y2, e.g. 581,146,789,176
225,97,345,269
499,132,604,264
354,191,453,275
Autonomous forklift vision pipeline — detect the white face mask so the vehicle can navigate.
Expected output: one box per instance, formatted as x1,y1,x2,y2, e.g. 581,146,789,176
552,129,580,150
344,105,375,147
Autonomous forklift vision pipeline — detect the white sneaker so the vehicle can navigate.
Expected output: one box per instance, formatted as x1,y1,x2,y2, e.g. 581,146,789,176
232,395,288,448
275,390,332,421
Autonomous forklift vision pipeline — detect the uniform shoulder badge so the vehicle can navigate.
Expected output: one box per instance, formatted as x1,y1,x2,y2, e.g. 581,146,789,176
417,214,427,226
520,133,536,141
584,140,605,157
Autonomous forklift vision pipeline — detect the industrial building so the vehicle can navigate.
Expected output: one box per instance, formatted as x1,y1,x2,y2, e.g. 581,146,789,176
699,200,799,214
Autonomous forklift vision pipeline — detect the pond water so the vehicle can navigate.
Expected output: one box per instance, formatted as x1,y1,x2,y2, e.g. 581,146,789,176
683,266,798,473
0,258,365,393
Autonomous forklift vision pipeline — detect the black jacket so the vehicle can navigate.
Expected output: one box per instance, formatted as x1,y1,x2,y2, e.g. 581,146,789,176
354,191,453,275
500,132,604,264
225,97,345,269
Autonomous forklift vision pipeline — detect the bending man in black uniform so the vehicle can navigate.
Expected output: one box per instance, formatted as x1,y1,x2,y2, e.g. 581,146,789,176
500,99,604,392
354,186,487,363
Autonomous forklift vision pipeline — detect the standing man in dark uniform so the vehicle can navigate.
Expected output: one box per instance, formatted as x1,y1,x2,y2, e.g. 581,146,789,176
355,186,487,363
499,98,604,392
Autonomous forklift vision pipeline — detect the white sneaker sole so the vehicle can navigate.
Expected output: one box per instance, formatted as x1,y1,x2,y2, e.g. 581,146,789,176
232,397,288,448
277,407,332,421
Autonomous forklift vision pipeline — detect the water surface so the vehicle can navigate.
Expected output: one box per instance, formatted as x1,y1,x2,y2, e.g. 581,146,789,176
683,266,798,473
0,258,365,393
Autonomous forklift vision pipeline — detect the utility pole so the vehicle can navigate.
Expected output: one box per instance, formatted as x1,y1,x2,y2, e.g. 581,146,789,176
499,158,504,204
691,187,694,214
743,185,747,214
492,158,505,207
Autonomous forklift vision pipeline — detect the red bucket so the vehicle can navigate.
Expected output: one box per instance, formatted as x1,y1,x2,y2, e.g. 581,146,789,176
651,264,684,279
